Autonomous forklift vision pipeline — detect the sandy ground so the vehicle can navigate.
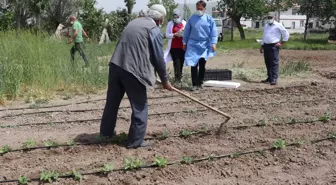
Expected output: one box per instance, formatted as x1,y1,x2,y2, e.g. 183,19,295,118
0,49,335,185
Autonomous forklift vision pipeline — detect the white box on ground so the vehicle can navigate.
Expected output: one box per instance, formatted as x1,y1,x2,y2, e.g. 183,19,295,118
204,80,241,89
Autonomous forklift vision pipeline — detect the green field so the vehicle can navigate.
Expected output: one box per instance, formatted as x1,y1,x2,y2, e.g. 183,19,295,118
0,29,334,103
218,29,336,50
0,31,114,103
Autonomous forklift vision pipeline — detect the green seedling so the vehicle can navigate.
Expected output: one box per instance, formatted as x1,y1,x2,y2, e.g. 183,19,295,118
256,119,267,127
40,170,59,183
0,144,11,154
257,150,266,157
319,113,331,123
23,139,37,149
67,139,75,146
155,156,168,168
100,163,114,174
328,132,336,140
181,156,193,164
289,118,297,125
43,140,58,147
230,153,240,158
160,130,170,140
18,175,28,185
294,139,305,146
71,170,82,181
114,132,128,143
208,154,217,161
273,139,286,149
179,130,194,138
123,157,143,171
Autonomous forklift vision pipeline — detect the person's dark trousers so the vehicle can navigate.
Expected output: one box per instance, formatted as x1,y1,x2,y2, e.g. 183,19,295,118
263,44,280,83
100,63,148,148
170,48,185,82
71,42,89,65
191,58,206,87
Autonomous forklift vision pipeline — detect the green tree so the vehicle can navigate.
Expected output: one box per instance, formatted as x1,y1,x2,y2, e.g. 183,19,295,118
125,0,136,15
183,3,191,20
296,0,336,40
8,0,30,29
28,0,48,29
264,0,294,22
106,8,132,41
217,0,266,40
77,0,104,41
43,0,80,32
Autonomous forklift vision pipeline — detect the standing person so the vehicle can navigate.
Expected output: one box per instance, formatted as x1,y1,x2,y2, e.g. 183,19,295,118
68,15,89,66
164,9,187,84
260,13,289,85
100,4,173,149
183,0,218,91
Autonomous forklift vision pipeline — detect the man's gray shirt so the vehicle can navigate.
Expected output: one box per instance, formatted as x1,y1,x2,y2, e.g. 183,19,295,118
109,17,169,87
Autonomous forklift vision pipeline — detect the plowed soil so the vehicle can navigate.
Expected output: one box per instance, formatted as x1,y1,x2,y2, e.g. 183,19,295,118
1,49,335,185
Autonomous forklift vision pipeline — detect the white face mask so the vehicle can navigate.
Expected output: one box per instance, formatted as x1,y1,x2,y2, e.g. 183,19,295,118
267,19,274,25
196,10,204,16
174,18,181,24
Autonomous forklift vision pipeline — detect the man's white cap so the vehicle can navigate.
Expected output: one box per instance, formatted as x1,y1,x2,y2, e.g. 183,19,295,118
139,8,148,17
147,4,167,20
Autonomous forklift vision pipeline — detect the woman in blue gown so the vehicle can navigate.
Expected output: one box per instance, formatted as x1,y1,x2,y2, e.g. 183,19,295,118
183,0,218,91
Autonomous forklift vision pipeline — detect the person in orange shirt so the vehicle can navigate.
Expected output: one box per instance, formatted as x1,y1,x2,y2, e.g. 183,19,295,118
164,9,187,84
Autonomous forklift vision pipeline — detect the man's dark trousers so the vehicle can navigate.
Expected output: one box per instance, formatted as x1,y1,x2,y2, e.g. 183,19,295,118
100,63,148,148
263,44,279,83
191,58,206,87
71,42,89,65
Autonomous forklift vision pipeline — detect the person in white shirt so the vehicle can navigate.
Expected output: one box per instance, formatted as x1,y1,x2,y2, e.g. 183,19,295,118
260,13,289,85
164,9,187,83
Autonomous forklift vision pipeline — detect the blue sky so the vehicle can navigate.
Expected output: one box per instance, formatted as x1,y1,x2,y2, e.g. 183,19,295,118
95,0,202,13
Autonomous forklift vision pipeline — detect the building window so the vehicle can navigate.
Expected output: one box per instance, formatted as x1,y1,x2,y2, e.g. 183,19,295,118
300,20,304,27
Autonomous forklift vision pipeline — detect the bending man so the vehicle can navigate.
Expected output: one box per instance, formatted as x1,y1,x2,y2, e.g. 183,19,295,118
100,4,173,149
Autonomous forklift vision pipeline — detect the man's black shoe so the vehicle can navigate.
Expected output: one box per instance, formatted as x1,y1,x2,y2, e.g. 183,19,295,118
261,79,270,84
270,82,277,86
126,141,152,149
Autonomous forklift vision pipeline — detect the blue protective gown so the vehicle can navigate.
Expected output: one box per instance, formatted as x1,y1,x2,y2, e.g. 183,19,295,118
182,14,218,67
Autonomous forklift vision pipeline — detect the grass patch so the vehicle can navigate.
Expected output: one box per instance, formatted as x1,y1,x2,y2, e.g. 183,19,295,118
0,30,114,101
280,60,310,76
217,29,336,50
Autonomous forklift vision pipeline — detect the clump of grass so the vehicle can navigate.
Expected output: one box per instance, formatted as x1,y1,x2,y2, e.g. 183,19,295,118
123,157,143,171
318,113,331,123
155,156,168,168
40,170,59,183
100,163,114,174
71,169,82,181
280,61,310,76
181,156,193,164
23,139,38,149
0,30,112,100
0,144,11,154
18,176,29,185
43,140,58,147
272,139,286,149
66,139,75,146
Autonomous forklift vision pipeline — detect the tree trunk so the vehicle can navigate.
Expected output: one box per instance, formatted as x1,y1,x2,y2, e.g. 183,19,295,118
304,14,310,40
231,18,234,41
36,14,41,30
233,16,245,40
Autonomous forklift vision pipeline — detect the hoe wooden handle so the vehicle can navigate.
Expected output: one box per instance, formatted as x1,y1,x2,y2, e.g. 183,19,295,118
156,80,231,119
